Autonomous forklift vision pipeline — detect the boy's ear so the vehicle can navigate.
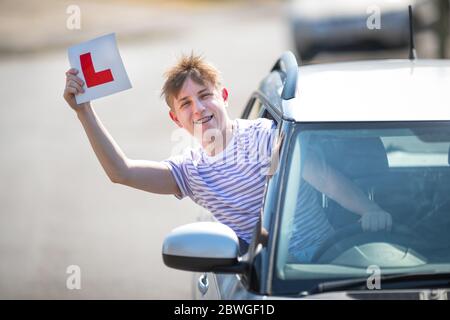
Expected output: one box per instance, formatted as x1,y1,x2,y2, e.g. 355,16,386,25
169,111,183,128
222,87,229,102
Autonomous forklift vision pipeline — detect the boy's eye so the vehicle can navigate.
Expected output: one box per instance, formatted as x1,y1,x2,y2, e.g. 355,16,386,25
201,93,212,99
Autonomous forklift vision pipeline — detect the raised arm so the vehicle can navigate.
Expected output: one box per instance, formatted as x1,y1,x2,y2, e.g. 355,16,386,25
63,68,180,196
302,150,392,231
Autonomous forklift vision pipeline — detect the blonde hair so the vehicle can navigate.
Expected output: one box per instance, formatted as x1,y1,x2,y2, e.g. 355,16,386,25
161,53,222,109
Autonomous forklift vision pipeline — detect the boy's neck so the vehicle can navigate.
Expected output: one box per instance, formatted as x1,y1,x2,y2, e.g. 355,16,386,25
203,120,235,157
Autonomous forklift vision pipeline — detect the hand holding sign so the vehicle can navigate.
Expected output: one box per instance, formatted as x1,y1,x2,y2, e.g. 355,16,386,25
64,68,88,112
66,33,132,105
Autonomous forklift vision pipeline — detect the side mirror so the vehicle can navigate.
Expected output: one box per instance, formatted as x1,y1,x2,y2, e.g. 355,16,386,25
162,222,247,274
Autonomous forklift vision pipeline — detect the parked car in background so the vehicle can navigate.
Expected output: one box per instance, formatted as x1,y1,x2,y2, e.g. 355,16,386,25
286,0,439,61
162,51,450,299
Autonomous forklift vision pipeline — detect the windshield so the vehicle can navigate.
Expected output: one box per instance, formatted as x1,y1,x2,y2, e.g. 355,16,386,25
274,122,450,295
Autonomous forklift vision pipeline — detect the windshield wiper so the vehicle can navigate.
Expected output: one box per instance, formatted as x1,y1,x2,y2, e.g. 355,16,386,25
307,272,450,295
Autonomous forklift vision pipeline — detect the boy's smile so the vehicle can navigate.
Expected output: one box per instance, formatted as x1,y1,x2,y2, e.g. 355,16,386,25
193,114,214,125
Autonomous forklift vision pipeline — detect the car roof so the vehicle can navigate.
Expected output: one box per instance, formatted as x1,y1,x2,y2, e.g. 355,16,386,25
282,59,450,122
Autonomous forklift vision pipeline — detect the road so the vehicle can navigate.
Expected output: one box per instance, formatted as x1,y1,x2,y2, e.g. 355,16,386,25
0,0,290,299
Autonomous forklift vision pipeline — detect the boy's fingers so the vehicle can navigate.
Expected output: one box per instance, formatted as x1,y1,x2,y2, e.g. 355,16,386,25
65,68,79,76
65,86,77,95
67,80,85,93
66,74,84,86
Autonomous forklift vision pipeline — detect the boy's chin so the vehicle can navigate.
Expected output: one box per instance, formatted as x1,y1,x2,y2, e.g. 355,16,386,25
193,124,221,134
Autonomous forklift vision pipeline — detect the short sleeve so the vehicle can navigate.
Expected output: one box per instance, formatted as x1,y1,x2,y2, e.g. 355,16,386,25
243,118,277,176
256,118,278,162
162,153,193,200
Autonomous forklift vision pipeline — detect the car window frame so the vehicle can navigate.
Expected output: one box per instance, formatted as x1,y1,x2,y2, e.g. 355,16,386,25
239,93,284,293
270,120,450,296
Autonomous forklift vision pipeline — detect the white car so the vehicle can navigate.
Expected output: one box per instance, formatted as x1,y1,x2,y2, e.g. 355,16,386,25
163,51,450,299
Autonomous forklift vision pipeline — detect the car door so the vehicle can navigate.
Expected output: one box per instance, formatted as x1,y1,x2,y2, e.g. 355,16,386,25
193,96,279,299
192,272,221,299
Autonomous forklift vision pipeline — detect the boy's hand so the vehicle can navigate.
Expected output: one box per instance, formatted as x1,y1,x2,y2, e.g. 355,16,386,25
360,209,393,232
63,68,90,112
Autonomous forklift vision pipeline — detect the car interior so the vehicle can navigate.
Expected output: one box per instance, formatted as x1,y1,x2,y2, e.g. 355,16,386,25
296,130,450,266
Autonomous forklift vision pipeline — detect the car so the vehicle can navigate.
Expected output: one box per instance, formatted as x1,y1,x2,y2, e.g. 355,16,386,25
286,0,439,61
162,51,450,300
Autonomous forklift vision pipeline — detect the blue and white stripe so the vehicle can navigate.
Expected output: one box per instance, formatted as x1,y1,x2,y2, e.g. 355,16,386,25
288,181,335,254
163,118,276,243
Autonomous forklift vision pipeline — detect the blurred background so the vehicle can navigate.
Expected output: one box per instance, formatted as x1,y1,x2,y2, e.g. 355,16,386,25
0,0,448,299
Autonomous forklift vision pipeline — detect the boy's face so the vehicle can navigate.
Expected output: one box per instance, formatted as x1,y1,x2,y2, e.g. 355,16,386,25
169,77,230,145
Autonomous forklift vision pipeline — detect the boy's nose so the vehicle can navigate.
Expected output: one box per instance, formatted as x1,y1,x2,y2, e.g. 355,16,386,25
192,98,206,114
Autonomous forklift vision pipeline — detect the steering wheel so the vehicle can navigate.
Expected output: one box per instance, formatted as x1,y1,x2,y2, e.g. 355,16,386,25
310,223,424,263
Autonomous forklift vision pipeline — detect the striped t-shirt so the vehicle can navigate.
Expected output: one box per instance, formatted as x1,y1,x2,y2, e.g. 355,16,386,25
288,181,335,257
287,143,335,261
163,118,277,243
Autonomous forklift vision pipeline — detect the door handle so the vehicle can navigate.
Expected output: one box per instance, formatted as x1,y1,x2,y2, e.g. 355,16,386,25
197,273,209,295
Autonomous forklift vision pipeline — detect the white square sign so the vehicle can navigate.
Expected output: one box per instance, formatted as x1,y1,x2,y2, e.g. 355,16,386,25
68,33,132,104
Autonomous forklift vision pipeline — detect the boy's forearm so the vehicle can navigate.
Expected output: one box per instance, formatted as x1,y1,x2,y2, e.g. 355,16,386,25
76,104,129,182
324,168,380,216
